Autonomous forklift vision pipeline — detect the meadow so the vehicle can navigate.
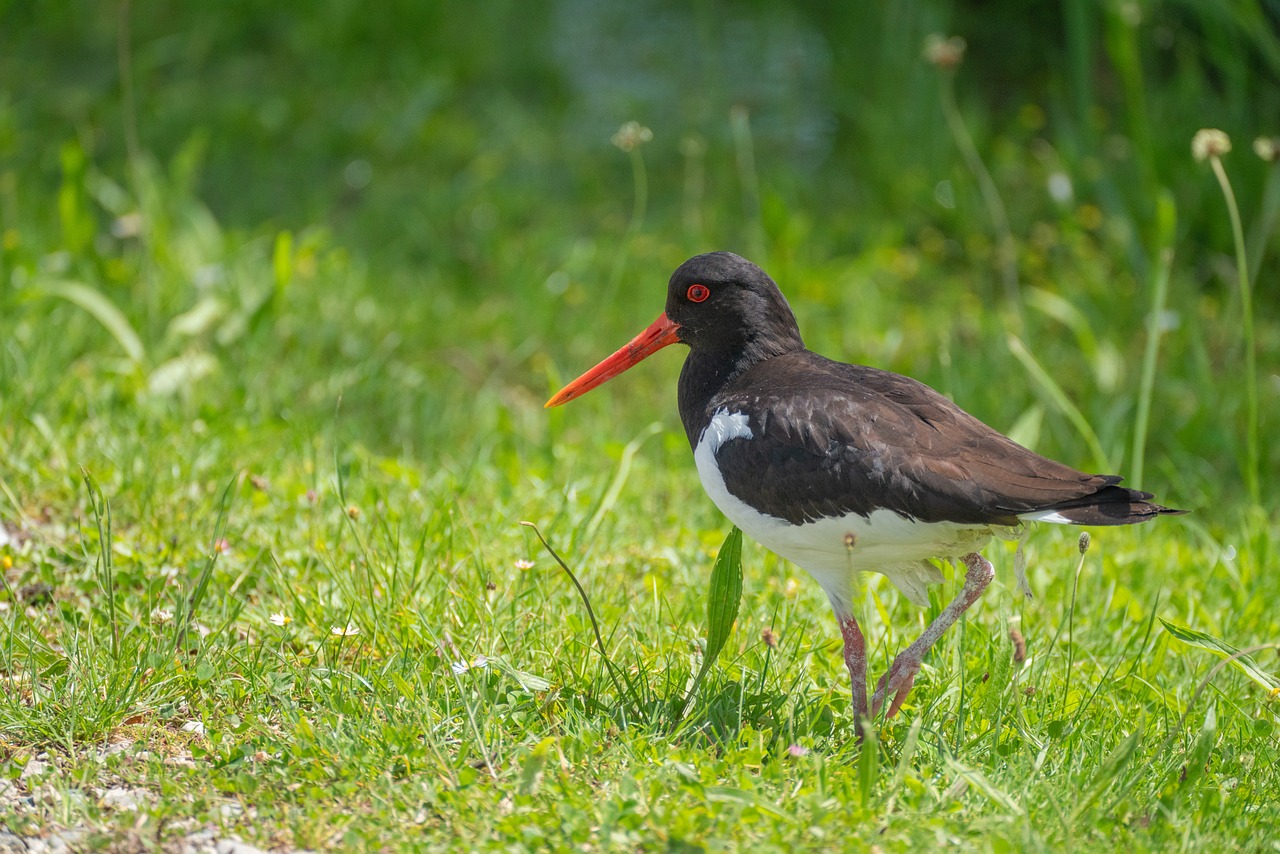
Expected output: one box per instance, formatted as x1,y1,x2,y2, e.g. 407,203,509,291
1,3,1278,851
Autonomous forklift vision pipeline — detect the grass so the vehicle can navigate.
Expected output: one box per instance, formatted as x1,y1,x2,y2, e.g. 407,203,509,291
2,3,1279,851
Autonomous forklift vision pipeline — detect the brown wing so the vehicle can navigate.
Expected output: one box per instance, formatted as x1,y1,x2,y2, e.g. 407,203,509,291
710,352,1177,526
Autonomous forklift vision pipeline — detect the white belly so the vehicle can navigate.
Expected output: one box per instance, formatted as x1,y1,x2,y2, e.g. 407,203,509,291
693,410,993,611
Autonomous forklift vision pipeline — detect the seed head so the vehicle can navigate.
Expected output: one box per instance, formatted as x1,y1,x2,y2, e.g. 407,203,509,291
1254,136,1280,163
1192,129,1231,162
1078,532,1091,554
923,34,966,70
611,121,653,152
1009,626,1027,664
761,627,778,648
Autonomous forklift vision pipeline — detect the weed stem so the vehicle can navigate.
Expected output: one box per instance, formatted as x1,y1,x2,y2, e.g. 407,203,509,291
1130,192,1177,488
520,521,635,712
1208,155,1260,505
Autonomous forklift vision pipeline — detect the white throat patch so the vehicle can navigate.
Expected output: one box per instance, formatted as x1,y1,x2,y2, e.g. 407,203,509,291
701,409,753,452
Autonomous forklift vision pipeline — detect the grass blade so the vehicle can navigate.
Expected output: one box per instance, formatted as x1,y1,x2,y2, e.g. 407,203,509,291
678,527,743,720
1069,726,1142,822
945,759,1025,815
520,521,636,710
43,280,145,364
704,785,794,821
702,527,743,667
584,422,662,541
1160,619,1280,694
1006,334,1109,470
1130,190,1177,489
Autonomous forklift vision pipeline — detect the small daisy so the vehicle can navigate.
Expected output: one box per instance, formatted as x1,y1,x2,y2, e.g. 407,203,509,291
269,613,292,627
514,559,534,570
450,655,489,675
330,623,360,637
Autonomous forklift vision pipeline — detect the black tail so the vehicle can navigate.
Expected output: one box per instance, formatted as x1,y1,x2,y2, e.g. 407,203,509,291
1041,484,1186,526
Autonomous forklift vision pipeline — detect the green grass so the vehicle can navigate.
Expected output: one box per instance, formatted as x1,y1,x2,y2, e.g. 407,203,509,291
2,3,1279,851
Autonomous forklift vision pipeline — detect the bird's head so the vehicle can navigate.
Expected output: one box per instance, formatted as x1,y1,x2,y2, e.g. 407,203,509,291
545,252,802,408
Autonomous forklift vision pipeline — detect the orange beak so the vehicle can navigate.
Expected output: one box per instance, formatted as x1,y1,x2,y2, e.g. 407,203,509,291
545,313,682,407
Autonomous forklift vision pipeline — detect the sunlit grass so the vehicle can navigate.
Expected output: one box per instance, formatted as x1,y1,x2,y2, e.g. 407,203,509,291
1,8,1278,848
2,147,1277,849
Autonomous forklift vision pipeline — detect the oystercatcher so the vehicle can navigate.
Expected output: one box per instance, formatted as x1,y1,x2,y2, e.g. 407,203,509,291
546,252,1181,723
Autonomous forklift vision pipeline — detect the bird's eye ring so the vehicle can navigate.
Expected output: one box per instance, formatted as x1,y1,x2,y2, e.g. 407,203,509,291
687,284,710,303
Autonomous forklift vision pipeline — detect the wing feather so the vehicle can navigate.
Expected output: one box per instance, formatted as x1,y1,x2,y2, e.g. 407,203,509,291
709,353,1135,526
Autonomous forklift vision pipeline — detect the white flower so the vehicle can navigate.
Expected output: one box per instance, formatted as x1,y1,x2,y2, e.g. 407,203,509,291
611,121,653,152
1192,129,1231,161
269,613,292,626
450,655,489,675
330,623,360,637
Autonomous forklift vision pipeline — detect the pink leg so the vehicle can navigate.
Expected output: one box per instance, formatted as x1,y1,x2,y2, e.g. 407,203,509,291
824,589,870,720
870,552,995,718
836,612,869,721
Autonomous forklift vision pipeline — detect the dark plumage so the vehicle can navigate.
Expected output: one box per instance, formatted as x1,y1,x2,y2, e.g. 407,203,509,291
667,251,1179,531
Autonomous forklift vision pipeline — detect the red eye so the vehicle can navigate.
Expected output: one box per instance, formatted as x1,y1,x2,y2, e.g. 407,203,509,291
687,284,710,303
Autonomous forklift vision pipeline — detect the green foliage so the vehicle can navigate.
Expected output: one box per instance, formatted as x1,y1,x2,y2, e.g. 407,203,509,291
679,526,744,720
1160,619,1280,695
0,2,1278,850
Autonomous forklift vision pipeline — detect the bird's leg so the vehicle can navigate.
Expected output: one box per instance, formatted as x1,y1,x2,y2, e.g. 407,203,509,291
870,552,995,718
828,600,869,721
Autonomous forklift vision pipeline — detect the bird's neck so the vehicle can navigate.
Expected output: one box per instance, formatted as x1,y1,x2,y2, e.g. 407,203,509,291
677,334,804,448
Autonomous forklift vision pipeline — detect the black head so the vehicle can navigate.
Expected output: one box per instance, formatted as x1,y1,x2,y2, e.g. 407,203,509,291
666,252,805,359
545,252,804,409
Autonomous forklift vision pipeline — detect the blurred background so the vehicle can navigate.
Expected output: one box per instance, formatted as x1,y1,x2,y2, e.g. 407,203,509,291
2,0,1278,511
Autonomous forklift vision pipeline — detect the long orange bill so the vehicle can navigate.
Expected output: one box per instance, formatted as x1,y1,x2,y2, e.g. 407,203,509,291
545,312,682,408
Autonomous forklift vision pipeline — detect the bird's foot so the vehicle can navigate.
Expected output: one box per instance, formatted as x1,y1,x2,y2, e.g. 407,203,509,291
870,651,922,719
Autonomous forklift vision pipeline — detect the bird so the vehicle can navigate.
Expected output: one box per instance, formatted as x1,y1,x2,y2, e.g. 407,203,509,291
545,251,1182,725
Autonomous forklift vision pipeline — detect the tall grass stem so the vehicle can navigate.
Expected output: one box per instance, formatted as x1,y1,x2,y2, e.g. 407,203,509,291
1006,334,1109,470
521,521,636,713
1130,191,1177,488
82,471,119,660
938,71,1022,326
1208,155,1260,505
